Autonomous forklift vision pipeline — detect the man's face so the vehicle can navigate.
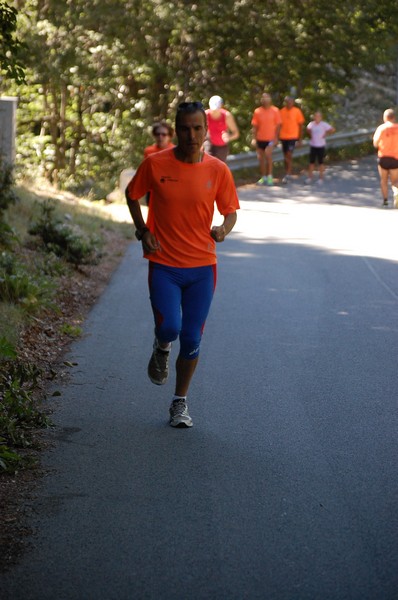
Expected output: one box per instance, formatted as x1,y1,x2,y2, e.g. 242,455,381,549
314,112,322,123
261,94,271,108
175,111,207,157
285,97,294,109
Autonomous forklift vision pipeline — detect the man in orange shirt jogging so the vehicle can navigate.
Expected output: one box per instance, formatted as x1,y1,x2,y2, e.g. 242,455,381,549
251,93,281,186
126,102,239,427
279,96,305,184
373,108,398,208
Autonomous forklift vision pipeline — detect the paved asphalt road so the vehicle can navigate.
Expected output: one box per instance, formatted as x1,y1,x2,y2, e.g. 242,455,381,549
1,157,398,600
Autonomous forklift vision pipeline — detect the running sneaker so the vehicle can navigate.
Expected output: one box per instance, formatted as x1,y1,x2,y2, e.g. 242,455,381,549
267,175,274,186
147,340,170,385
317,179,324,185
305,177,312,184
169,399,193,428
256,176,267,185
382,199,388,207
282,175,288,184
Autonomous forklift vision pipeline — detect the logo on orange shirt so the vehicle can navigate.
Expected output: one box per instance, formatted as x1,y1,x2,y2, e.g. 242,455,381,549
160,175,179,183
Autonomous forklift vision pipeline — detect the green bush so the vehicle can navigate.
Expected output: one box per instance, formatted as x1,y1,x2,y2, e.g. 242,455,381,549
0,158,18,215
0,159,19,248
29,201,101,266
0,337,50,473
0,251,54,310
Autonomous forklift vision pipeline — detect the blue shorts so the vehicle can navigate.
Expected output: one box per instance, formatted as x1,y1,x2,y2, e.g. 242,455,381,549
148,262,217,360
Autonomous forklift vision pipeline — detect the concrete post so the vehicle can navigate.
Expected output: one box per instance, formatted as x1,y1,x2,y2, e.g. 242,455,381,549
0,96,18,165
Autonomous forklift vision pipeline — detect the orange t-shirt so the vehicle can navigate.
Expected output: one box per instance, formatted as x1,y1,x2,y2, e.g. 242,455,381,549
279,106,305,139
143,142,174,158
126,149,240,268
251,106,281,141
373,122,398,159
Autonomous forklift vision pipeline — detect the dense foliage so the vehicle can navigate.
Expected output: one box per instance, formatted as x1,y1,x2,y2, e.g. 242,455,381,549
1,0,398,194
0,0,25,82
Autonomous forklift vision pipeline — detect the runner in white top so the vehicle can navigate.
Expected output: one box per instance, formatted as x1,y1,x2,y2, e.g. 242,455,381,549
306,111,335,184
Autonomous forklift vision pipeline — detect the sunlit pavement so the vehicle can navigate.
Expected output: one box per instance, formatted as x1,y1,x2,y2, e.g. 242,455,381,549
1,157,397,600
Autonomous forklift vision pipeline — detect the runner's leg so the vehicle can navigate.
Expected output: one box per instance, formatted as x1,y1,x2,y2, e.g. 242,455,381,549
378,165,389,203
175,266,216,396
257,148,266,177
265,145,273,176
284,150,292,176
148,263,182,347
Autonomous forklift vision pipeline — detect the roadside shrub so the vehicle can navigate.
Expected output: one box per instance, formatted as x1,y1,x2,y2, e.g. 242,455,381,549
0,159,19,247
0,337,50,473
0,158,18,214
29,201,100,266
0,251,54,311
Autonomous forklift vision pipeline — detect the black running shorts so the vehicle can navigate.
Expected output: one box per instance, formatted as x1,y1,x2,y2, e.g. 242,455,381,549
309,146,326,165
281,139,298,154
378,156,398,170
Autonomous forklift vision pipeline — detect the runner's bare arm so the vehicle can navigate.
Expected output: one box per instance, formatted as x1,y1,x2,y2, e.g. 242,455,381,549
126,194,160,253
297,123,304,145
211,211,237,243
252,126,258,147
225,112,240,142
274,124,281,145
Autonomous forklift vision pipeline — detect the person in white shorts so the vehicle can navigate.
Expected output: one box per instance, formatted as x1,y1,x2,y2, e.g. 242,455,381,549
306,112,335,184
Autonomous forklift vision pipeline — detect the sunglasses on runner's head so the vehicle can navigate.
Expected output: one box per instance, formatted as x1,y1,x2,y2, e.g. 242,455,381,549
154,132,169,136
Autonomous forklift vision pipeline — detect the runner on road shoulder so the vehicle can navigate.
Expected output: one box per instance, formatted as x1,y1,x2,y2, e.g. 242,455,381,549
205,95,240,163
126,101,239,428
279,96,305,184
306,111,335,184
251,93,281,186
373,108,398,208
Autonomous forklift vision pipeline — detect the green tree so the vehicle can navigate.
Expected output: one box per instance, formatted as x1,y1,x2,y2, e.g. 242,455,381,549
3,0,398,191
0,0,24,82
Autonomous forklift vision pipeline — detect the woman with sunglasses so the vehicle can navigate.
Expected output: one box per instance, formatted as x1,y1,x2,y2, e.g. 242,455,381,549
144,121,175,158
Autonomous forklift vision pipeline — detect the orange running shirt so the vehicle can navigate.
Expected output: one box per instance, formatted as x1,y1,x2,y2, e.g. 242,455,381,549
251,106,281,141
126,149,240,268
373,122,398,159
279,106,305,139
143,142,175,158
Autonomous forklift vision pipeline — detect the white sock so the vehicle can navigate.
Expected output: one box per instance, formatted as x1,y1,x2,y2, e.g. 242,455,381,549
156,339,171,352
173,395,187,403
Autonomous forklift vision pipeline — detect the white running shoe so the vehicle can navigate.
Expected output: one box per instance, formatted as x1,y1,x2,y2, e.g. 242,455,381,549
169,399,193,428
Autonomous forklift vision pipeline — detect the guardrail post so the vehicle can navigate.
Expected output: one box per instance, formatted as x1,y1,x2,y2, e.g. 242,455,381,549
0,96,18,166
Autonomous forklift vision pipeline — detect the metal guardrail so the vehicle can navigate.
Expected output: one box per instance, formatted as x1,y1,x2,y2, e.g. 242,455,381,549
226,128,374,171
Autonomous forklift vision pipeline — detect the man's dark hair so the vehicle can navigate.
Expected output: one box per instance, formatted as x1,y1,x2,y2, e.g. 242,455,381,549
175,101,206,127
152,121,174,137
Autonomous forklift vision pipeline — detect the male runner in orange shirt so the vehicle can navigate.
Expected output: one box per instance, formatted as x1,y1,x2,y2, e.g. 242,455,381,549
373,108,398,208
126,102,239,427
251,93,281,186
279,96,305,183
